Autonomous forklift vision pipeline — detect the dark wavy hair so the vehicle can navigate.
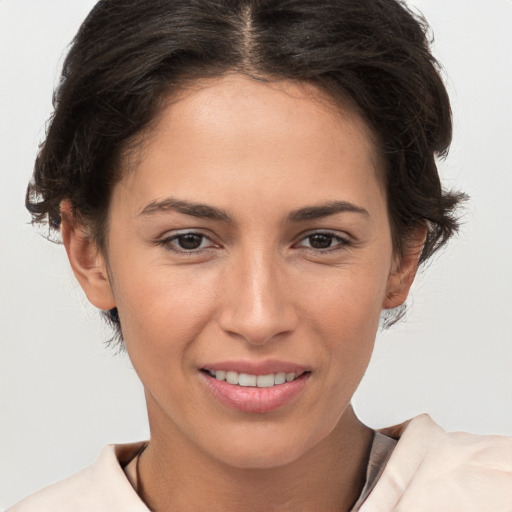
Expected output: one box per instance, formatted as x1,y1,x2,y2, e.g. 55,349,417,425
26,0,466,341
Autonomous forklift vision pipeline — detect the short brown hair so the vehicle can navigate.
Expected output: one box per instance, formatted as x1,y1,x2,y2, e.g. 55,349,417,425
26,0,466,338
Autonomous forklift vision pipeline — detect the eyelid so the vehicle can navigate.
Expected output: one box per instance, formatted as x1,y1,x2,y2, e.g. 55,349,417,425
156,229,219,253
293,229,352,251
155,229,352,255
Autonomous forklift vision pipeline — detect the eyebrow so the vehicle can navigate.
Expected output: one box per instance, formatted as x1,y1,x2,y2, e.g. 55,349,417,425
138,197,369,222
287,201,369,222
139,198,232,222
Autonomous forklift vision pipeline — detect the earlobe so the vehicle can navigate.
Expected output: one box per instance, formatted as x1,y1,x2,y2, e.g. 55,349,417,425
60,201,116,310
382,227,426,309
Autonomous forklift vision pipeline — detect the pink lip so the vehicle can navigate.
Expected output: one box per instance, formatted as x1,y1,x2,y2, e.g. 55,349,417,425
200,371,311,414
201,359,310,375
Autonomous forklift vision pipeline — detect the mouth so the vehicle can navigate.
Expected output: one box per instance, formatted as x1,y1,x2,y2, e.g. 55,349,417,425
201,369,307,388
200,365,311,413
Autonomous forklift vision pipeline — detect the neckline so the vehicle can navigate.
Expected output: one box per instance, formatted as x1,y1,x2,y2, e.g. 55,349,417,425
122,432,397,511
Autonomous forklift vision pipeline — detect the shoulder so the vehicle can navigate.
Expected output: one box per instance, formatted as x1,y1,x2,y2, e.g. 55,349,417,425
8,443,149,512
360,414,512,512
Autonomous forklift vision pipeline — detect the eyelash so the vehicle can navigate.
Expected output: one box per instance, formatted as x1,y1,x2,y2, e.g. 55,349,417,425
157,231,216,254
295,231,352,253
156,230,352,255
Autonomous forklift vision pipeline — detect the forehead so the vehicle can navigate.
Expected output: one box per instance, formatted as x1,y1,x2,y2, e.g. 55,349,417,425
150,74,379,163
115,73,385,217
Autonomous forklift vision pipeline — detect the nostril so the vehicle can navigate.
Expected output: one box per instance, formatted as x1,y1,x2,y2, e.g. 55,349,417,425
217,306,299,346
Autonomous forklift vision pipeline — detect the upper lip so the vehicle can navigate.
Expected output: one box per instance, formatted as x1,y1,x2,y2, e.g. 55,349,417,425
201,359,310,375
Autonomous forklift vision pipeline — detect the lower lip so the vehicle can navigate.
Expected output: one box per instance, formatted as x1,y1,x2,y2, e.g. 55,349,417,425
201,372,310,413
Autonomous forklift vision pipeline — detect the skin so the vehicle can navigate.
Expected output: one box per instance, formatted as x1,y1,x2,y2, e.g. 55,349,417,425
62,74,423,512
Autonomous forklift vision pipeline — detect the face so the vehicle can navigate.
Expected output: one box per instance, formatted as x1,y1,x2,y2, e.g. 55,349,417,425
67,74,417,469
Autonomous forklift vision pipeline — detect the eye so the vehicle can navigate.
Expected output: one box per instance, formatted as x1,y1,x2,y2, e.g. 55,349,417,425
158,231,216,252
296,231,351,251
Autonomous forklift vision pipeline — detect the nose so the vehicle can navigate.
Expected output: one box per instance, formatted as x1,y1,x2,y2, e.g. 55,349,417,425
217,248,299,346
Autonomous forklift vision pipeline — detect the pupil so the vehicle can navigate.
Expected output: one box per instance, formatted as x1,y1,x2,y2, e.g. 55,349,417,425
309,234,332,249
179,234,202,250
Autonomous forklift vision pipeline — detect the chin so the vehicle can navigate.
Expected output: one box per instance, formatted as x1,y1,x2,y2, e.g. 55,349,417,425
215,444,305,470
201,422,329,470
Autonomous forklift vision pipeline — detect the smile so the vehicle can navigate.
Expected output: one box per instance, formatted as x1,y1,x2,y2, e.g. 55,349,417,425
201,368,311,413
205,370,304,388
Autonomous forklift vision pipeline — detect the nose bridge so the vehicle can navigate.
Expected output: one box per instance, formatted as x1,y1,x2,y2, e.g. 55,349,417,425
218,243,297,345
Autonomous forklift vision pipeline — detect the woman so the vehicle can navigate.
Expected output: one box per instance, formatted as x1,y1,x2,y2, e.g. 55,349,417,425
6,0,511,510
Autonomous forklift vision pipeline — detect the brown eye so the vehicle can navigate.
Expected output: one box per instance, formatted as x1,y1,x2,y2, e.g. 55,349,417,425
158,231,215,253
297,231,351,252
177,234,204,250
308,233,335,249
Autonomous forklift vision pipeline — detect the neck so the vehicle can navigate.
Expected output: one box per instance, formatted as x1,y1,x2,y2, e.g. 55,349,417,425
137,402,373,512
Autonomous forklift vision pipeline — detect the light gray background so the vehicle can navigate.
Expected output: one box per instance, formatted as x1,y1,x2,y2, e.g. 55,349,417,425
1,0,511,509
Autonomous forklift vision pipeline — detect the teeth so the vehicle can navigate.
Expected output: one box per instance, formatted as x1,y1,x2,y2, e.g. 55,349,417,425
215,370,226,381
238,373,257,386
256,374,274,388
209,370,300,387
274,372,286,385
226,371,239,385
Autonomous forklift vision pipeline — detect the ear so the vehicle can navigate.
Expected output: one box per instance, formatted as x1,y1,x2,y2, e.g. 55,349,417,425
60,201,116,310
382,227,427,309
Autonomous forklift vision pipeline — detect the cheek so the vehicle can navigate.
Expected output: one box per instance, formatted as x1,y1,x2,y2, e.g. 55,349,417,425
303,264,388,377
292,271,384,443
303,262,388,332
110,258,218,366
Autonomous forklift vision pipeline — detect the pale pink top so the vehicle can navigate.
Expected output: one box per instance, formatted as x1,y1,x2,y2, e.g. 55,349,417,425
8,415,512,511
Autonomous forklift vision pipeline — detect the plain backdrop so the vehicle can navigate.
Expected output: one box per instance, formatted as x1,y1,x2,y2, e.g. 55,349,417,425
1,0,511,509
